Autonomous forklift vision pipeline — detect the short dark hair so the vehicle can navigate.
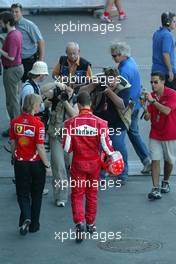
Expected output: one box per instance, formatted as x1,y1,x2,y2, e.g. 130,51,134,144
27,72,40,80
161,12,176,27
77,91,91,106
0,12,16,26
151,72,165,81
11,3,22,10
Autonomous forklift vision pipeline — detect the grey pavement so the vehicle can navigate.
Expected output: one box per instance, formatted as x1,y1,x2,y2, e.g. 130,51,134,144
1,0,176,263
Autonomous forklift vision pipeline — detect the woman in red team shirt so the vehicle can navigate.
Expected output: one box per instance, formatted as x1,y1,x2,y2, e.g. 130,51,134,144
10,94,51,235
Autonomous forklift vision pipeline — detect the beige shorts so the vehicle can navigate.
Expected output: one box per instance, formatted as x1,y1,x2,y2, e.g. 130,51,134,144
149,139,176,165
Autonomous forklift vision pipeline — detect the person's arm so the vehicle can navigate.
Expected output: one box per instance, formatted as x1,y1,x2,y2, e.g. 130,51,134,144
37,144,52,175
36,144,50,167
162,34,174,81
9,121,16,164
104,88,125,110
163,53,174,81
35,121,51,174
0,34,19,61
62,120,73,153
63,101,78,118
37,39,45,60
100,121,114,156
0,48,15,61
11,139,16,157
146,93,171,115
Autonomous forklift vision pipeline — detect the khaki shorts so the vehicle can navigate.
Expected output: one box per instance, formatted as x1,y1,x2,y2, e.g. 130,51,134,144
149,139,176,165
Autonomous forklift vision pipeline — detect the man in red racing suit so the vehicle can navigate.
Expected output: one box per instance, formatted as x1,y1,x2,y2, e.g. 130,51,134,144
63,91,114,242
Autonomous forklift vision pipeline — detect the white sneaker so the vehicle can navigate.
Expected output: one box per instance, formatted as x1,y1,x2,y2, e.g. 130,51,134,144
56,201,65,207
148,188,162,200
19,219,31,236
100,15,112,23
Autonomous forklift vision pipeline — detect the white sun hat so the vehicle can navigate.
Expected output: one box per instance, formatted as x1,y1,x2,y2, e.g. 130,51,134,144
29,61,49,75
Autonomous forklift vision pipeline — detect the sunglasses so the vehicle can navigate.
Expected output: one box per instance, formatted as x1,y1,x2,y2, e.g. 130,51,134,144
150,80,159,84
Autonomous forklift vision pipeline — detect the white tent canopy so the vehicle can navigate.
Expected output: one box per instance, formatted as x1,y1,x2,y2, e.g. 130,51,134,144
1,0,104,9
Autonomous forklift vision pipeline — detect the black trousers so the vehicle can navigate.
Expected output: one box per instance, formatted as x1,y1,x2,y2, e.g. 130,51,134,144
14,160,46,230
22,53,37,82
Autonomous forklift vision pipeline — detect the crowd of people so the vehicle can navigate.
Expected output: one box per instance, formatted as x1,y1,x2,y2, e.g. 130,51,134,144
0,3,176,243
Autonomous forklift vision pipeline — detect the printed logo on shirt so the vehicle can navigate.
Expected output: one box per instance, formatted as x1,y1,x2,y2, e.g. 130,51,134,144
24,129,35,136
18,136,29,146
16,125,23,134
15,124,35,137
74,117,98,136
39,128,45,134
39,127,45,140
75,124,98,136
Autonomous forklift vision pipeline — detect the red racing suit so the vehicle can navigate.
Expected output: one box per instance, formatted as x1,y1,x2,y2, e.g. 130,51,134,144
63,108,114,225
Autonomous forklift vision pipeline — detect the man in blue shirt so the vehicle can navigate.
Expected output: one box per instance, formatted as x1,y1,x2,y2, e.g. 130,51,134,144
111,42,151,174
152,12,176,90
11,3,45,83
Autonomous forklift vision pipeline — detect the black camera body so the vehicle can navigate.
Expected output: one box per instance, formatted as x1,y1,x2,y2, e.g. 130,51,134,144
54,86,69,101
50,86,69,111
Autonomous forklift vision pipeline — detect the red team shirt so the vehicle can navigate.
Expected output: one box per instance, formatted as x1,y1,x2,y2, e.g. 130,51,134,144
63,109,114,160
10,112,45,161
147,87,176,140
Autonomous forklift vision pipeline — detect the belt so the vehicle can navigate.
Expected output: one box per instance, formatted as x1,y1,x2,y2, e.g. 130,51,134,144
4,64,22,70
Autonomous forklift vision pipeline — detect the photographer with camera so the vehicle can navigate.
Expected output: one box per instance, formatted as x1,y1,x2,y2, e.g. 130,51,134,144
20,61,50,127
80,68,131,185
111,41,151,174
144,72,176,200
52,42,92,86
42,81,78,207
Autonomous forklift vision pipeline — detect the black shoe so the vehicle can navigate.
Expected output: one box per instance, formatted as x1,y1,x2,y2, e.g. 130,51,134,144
29,227,40,233
19,219,31,236
1,128,10,137
75,223,84,243
29,223,40,233
86,223,96,234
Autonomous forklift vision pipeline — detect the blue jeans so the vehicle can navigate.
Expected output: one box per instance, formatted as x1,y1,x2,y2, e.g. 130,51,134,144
127,109,150,165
